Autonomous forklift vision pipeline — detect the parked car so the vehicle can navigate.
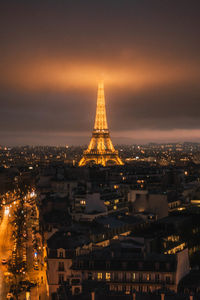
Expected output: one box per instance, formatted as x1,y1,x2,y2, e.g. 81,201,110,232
2,258,7,264
6,293,14,300
34,261,39,270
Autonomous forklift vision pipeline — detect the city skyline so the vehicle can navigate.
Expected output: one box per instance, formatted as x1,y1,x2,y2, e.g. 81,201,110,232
0,0,200,146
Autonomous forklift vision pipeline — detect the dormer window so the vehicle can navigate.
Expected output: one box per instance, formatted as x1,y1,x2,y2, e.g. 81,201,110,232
58,249,65,258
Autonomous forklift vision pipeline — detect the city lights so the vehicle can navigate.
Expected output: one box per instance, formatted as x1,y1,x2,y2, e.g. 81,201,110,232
0,1,199,299
4,207,9,215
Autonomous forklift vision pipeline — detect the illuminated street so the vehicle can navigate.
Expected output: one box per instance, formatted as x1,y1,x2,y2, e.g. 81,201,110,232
22,195,48,300
0,192,48,300
0,207,12,299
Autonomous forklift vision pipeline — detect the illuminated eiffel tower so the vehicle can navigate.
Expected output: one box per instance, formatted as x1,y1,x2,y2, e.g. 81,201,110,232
79,81,123,166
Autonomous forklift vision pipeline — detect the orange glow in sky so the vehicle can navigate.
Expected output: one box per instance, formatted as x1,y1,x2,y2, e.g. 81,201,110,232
1,0,200,145
1,57,200,92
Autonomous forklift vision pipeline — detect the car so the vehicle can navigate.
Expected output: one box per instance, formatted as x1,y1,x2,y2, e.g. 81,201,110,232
29,280,37,287
6,293,14,299
19,280,30,287
34,261,39,269
2,258,7,264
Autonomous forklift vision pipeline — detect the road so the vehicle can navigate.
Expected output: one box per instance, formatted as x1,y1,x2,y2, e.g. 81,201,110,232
23,220,48,300
0,194,48,300
18,197,48,300
0,207,12,299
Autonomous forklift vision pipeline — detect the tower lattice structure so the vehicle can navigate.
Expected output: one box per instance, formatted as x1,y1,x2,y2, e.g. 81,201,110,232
79,81,123,166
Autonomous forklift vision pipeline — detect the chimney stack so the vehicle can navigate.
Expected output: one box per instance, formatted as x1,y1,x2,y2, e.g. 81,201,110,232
190,295,193,300
132,293,136,300
161,293,165,300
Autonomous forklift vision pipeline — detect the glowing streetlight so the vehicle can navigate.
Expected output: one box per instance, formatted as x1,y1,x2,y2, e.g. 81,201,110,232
5,207,9,215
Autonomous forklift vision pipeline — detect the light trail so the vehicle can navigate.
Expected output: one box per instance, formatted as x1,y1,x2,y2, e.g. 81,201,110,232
0,208,11,298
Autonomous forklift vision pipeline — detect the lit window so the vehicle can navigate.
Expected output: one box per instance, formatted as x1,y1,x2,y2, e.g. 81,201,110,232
132,273,136,281
106,273,111,281
113,205,117,210
97,273,102,280
146,274,151,281
125,285,131,294
80,200,86,205
114,199,119,204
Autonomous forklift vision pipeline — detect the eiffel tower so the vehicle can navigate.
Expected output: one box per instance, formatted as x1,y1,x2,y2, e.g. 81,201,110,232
79,81,123,166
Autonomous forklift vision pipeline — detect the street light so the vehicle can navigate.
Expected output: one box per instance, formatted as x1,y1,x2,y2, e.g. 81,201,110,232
5,207,9,215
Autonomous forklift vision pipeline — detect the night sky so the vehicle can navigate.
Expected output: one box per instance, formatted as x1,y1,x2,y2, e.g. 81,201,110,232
0,0,200,146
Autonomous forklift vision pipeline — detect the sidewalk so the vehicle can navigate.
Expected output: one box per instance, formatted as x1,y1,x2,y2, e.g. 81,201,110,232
23,202,48,300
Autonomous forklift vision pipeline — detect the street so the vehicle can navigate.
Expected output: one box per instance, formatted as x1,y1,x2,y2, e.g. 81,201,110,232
21,201,48,300
0,207,13,299
0,192,48,300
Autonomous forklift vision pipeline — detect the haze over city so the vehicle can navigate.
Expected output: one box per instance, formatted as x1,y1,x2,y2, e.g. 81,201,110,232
1,0,200,146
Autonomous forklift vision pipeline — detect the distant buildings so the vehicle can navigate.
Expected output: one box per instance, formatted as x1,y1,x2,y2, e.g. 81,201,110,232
46,229,190,299
2,143,200,299
72,242,189,294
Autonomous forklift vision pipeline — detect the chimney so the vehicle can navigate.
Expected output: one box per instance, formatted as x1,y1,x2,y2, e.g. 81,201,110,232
190,295,193,300
91,291,95,300
161,293,165,300
132,293,136,300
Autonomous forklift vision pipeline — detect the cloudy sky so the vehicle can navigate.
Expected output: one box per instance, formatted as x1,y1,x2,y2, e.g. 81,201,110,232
0,0,200,146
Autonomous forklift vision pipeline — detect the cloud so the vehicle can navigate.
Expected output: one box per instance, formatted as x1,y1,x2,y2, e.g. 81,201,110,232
1,58,200,92
0,0,200,145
